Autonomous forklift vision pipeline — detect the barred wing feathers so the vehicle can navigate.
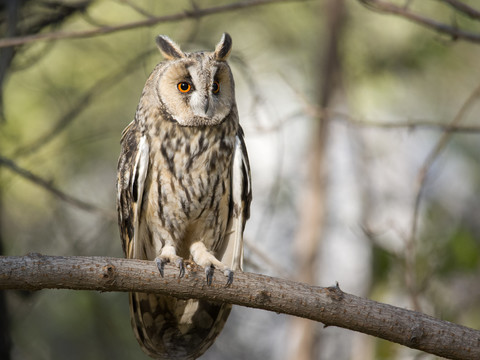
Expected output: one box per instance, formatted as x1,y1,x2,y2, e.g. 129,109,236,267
221,127,252,271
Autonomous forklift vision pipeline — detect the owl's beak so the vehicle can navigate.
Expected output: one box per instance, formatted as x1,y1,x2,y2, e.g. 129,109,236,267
191,93,212,118
203,97,210,114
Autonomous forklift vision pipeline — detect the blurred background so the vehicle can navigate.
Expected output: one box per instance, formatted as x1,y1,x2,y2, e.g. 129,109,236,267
1,0,480,359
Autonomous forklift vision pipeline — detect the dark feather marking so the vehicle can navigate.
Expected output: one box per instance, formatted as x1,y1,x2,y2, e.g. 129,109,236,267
157,180,164,224
181,198,189,215
219,139,229,152
209,176,220,208
130,295,147,344
215,33,232,60
156,35,184,59
185,131,210,171
146,226,153,248
221,178,226,195
132,169,139,202
160,143,175,174
208,150,217,172
184,186,192,203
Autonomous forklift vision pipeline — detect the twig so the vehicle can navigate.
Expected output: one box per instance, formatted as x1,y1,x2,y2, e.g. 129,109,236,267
282,73,480,133
0,155,115,219
359,0,480,43
406,82,480,310
116,0,156,19
439,0,480,20
335,112,480,133
0,254,479,360
13,47,156,157
0,0,307,49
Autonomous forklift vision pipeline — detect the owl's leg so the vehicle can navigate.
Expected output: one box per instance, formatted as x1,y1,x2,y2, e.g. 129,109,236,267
190,242,233,286
155,243,185,278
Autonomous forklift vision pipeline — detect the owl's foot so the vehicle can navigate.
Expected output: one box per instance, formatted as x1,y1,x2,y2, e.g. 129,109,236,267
205,266,233,286
190,242,233,286
155,245,185,278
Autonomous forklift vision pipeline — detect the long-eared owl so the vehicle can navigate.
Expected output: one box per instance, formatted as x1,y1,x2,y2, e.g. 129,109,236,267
116,33,251,359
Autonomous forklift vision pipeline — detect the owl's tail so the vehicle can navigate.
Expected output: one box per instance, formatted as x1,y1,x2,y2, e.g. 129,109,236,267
129,292,231,360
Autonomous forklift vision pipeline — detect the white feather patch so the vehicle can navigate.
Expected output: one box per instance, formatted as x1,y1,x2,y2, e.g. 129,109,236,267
230,135,246,271
132,135,149,258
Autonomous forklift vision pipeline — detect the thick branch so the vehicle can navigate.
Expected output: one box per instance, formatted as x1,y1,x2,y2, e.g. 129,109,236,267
0,254,479,360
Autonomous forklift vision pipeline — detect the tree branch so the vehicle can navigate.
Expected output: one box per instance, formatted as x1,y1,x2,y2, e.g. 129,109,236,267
405,81,480,310
0,155,115,219
0,0,307,49
13,47,156,158
359,0,480,43
440,0,480,20
0,254,479,360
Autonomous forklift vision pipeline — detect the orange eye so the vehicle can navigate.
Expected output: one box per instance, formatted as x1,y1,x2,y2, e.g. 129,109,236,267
212,81,220,94
177,82,191,93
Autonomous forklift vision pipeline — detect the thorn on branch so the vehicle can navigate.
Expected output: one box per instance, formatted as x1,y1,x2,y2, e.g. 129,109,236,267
326,281,344,301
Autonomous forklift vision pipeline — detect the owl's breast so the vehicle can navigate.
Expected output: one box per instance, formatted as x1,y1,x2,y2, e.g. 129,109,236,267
144,120,236,248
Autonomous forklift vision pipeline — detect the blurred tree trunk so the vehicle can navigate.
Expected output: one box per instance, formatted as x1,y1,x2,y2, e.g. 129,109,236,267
287,0,346,359
0,1,20,357
0,228,11,360
0,2,93,358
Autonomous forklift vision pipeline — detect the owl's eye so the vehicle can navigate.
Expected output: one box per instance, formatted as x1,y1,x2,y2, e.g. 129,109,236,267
212,81,220,94
177,82,192,93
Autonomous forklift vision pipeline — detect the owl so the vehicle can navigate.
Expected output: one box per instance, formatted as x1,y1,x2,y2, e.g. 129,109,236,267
116,33,251,359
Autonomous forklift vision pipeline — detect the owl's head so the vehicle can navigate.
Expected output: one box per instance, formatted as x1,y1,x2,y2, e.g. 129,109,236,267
150,33,235,127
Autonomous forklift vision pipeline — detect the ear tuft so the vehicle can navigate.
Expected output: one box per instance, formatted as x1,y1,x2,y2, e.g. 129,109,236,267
214,33,232,61
155,35,185,60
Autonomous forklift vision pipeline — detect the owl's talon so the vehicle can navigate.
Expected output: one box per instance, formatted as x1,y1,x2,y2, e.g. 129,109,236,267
177,258,185,278
205,265,214,286
225,270,234,286
155,258,165,277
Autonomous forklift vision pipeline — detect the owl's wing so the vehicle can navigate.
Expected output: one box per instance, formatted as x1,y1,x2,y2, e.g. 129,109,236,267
221,126,252,271
116,120,149,259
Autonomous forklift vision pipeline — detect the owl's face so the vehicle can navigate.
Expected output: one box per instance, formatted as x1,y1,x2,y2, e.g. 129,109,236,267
153,34,235,127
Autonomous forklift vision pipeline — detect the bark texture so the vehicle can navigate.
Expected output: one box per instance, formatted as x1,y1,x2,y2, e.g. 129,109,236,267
0,254,479,360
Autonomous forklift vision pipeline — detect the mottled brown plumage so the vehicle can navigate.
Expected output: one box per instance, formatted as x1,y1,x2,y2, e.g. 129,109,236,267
116,34,251,359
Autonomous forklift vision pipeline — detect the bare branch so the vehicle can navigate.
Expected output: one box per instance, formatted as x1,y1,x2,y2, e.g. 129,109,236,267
0,155,115,219
440,0,480,20
406,82,480,310
333,111,480,133
0,254,479,360
13,47,156,157
0,0,307,49
116,0,156,19
359,0,480,43
283,74,480,134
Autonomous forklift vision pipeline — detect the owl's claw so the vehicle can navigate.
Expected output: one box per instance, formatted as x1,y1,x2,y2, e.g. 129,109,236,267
205,265,214,286
176,258,185,278
225,270,234,286
155,258,166,277
155,256,185,278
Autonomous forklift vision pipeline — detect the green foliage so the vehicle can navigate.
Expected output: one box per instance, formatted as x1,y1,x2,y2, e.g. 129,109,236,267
442,227,479,273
